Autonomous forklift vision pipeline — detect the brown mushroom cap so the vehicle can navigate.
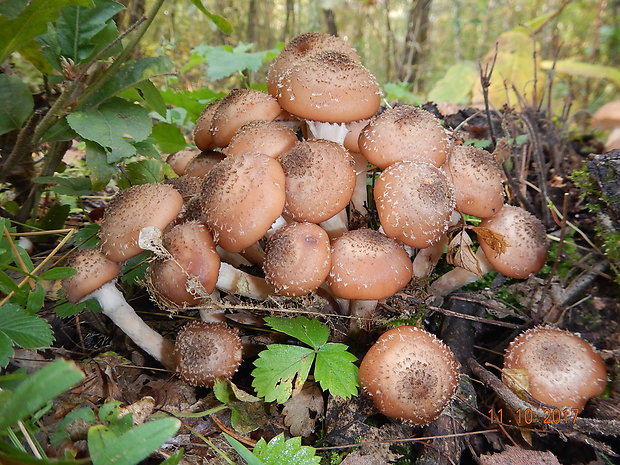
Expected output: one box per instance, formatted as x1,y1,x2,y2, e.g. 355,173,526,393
210,89,282,148
477,205,548,279
174,321,243,386
224,121,298,159
193,100,221,151
263,222,331,297
99,183,184,262
267,32,361,97
343,118,370,153
327,228,413,300
62,248,121,303
359,326,459,425
277,51,381,124
280,140,356,223
504,327,607,410
374,161,456,248
184,151,226,178
591,100,620,130
359,105,453,169
148,222,221,307
444,144,504,218
200,152,286,252
166,149,200,176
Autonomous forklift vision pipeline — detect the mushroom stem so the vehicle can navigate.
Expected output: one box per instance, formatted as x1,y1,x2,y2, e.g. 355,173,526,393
89,281,176,370
320,208,349,239
349,299,378,332
412,234,449,279
240,242,266,266
216,262,275,299
350,153,369,215
306,120,349,145
216,246,253,267
429,247,493,298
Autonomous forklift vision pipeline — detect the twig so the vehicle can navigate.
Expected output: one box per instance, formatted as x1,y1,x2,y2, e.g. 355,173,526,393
426,304,525,329
479,43,498,148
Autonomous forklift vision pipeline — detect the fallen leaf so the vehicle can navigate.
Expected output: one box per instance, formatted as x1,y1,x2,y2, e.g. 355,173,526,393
282,382,324,437
447,230,483,276
473,226,508,255
480,445,561,464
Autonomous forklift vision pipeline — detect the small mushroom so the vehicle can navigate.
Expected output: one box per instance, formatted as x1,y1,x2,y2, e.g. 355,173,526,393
166,149,200,176
62,248,175,369
503,327,607,410
224,121,298,159
193,100,221,151
359,326,459,425
591,100,620,151
174,321,243,387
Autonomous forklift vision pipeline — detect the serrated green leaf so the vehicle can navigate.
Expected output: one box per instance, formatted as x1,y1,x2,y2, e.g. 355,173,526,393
85,140,116,191
67,97,152,163
0,0,94,63
26,284,46,313
39,267,77,281
0,359,84,429
253,434,320,465
264,316,329,349
314,343,359,398
135,80,167,117
88,417,180,465
427,61,478,104
151,122,187,154
43,117,78,142
0,75,34,136
123,159,165,185
252,344,314,404
188,0,232,34
0,331,14,368
0,303,54,350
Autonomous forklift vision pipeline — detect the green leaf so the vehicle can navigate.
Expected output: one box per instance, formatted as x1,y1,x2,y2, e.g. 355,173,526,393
134,80,167,117
67,97,152,163
188,1,232,34
253,434,320,465
88,417,180,465
39,267,77,281
85,141,116,191
53,0,125,63
34,203,71,231
0,331,13,368
0,0,29,18
427,61,478,104
0,0,94,63
26,284,46,314
541,59,620,86
0,303,54,350
202,43,277,81
0,359,84,429
264,316,328,349
314,343,359,398
16,39,55,75
83,56,173,109
151,122,188,154
0,75,34,136
123,159,166,185
43,117,78,142
251,344,314,404
223,433,264,465
159,88,224,123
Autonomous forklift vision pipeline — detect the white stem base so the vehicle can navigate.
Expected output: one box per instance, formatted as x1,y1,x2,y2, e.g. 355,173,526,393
429,248,493,298
320,209,349,239
216,262,275,299
349,299,378,332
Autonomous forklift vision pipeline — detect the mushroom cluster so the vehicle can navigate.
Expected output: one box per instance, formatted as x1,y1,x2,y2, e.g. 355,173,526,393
61,32,555,398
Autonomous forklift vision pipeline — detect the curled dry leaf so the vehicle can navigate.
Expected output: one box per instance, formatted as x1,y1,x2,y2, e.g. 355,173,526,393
472,226,508,255
492,137,512,164
282,382,324,437
447,230,483,276
480,445,561,465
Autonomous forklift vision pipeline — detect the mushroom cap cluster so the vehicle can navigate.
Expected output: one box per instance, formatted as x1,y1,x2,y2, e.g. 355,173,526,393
358,326,460,425
504,327,607,410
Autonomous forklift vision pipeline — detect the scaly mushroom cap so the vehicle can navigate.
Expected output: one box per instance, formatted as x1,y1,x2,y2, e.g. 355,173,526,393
444,144,504,218
62,248,121,303
224,121,298,159
280,140,356,223
164,175,203,200
374,161,455,248
263,222,331,297
267,32,361,97
477,205,548,279
210,89,282,148
99,183,184,262
147,222,221,307
166,149,199,176
277,51,381,124
184,151,226,178
359,326,459,425
174,321,243,387
504,327,607,410
359,105,453,169
193,100,221,151
343,118,370,153
200,152,286,252
327,228,413,300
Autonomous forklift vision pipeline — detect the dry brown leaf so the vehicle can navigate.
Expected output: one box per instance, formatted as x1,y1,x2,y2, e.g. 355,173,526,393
480,445,561,465
282,382,324,437
473,226,508,255
492,138,512,164
447,230,483,276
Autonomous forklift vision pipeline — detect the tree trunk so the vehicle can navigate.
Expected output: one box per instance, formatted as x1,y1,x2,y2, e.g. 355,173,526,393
282,0,295,41
397,0,432,86
322,8,338,36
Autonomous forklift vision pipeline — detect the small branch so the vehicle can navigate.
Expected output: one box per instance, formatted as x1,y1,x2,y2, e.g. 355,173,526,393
479,43,498,148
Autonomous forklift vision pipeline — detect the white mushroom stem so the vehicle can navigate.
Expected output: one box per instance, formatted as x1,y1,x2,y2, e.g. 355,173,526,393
349,299,378,332
429,247,493,298
216,262,275,299
265,215,289,238
199,289,227,323
240,242,265,266
216,246,253,267
320,209,349,239
87,281,176,370
412,234,449,279
350,152,369,214
306,120,349,145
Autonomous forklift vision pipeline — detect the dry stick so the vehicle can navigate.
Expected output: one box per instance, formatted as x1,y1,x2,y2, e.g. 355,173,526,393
3,225,36,290
467,358,620,438
479,42,498,148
